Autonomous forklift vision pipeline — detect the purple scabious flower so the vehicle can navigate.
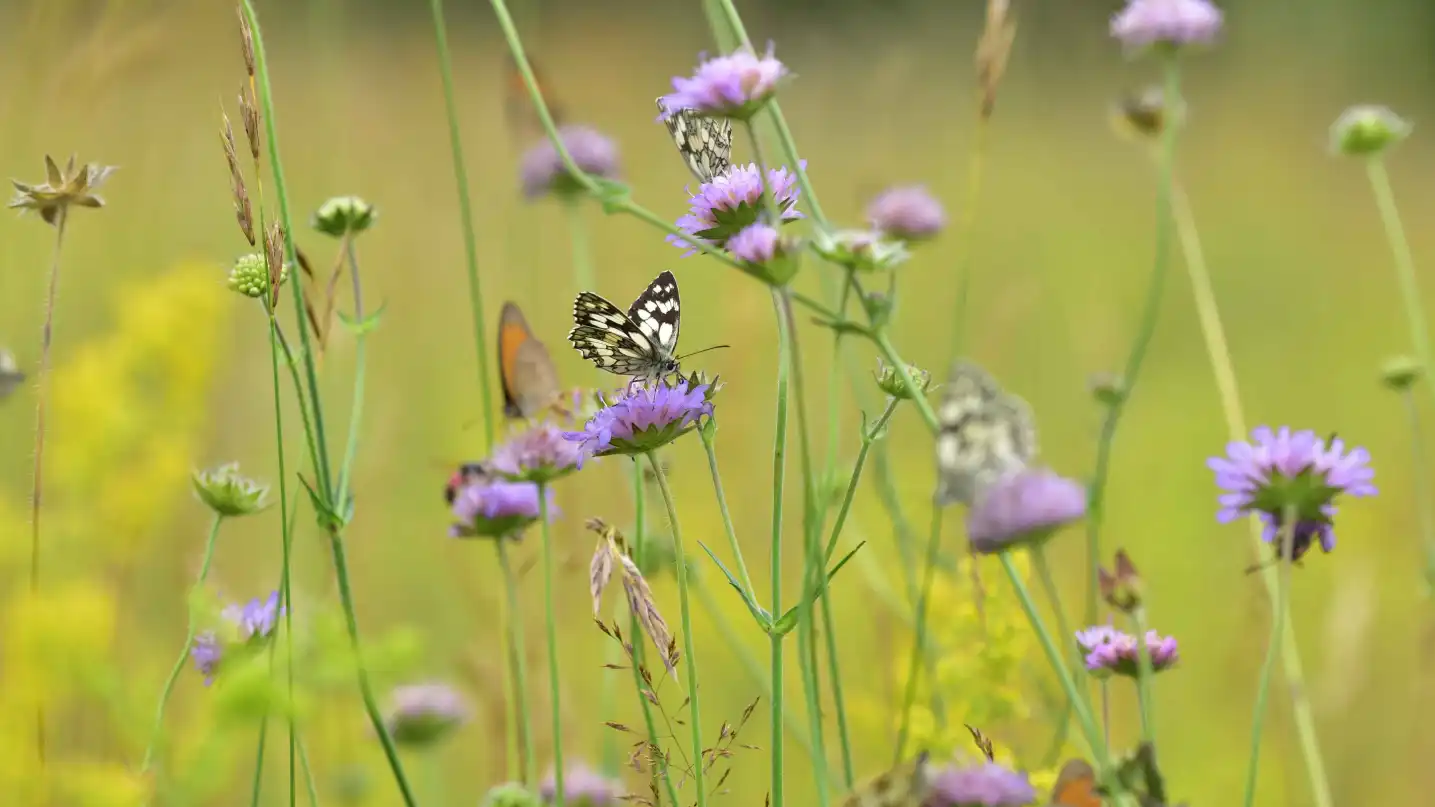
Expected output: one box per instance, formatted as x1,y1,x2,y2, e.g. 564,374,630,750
539,763,625,806
927,761,1037,807
491,422,584,484
520,125,621,200
564,380,714,464
727,222,801,285
190,632,223,685
658,44,790,121
1110,0,1223,51
1075,625,1180,678
668,162,804,255
225,591,283,640
867,185,947,242
449,479,556,539
385,682,470,748
1208,426,1376,561
190,591,285,685
966,469,1088,554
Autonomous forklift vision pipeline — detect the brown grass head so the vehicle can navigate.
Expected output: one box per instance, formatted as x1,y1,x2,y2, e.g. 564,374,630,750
220,111,255,246
975,0,1017,120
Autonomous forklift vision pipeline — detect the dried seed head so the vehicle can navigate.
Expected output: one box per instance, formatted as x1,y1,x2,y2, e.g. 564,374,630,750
9,154,117,226
263,222,287,309
221,113,255,246
590,535,617,616
239,88,261,161
236,5,256,79
228,252,285,299
975,0,1017,120
619,559,676,674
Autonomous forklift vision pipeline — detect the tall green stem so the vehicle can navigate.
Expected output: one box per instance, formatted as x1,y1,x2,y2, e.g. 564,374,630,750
768,290,791,807
537,482,565,805
139,514,226,773
336,239,369,502
1030,544,1082,761
563,199,595,294
1399,390,1435,592
497,539,534,784
428,0,495,452
249,719,270,807
1130,607,1157,747
1366,156,1435,413
1241,513,1296,807
698,421,759,605
645,454,709,807
949,121,989,357
895,503,945,762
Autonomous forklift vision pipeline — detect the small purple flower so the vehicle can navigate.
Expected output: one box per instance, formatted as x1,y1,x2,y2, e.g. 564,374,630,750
539,763,624,806
190,632,223,685
491,423,584,483
1075,625,1179,678
867,185,947,242
225,591,283,641
385,682,470,748
658,44,790,121
965,469,1088,554
668,162,804,255
449,479,556,539
1208,426,1376,561
1110,0,1223,51
727,222,800,284
564,380,714,463
190,591,285,685
927,761,1036,807
520,125,621,200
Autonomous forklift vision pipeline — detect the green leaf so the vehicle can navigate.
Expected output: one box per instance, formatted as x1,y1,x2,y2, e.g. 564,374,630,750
809,317,870,338
769,541,866,637
337,301,387,335
697,541,770,629
298,473,346,532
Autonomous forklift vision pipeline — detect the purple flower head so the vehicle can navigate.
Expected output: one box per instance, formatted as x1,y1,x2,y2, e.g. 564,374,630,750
191,632,223,685
1110,0,1223,52
658,44,790,121
727,222,800,285
491,422,584,484
539,763,625,806
224,590,283,641
449,479,556,539
385,682,470,748
927,761,1036,807
1075,625,1179,678
520,125,621,200
564,380,715,464
867,185,947,242
190,590,285,685
966,469,1088,554
1208,426,1376,560
668,162,804,255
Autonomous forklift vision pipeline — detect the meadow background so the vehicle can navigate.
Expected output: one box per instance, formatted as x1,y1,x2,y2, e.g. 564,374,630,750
1,0,1434,804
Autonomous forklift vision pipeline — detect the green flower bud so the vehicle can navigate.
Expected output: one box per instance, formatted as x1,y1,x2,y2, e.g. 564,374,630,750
1330,105,1411,157
192,462,271,517
875,359,932,400
311,195,377,238
226,253,286,299
1088,372,1127,407
1381,355,1422,391
482,782,541,807
811,228,910,273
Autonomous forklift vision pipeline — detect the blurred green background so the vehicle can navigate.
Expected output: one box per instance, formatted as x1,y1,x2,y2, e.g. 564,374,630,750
2,0,1434,804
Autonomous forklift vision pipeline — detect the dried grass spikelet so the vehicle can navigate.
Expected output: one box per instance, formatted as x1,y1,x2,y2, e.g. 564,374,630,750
221,112,255,246
975,0,1017,120
236,4,256,79
238,86,261,161
263,221,286,310
586,517,678,672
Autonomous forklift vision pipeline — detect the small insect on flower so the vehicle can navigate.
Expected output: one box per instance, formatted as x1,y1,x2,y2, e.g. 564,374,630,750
934,361,1038,508
569,271,684,384
0,348,25,402
498,301,567,421
1047,759,1101,807
656,97,733,184
842,753,935,807
444,462,491,506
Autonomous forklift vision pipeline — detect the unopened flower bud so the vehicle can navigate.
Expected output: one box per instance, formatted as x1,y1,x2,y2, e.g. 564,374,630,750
483,782,541,807
875,359,932,400
1098,549,1143,614
1088,372,1126,407
1330,105,1411,157
227,252,286,299
311,195,376,238
1380,355,1422,391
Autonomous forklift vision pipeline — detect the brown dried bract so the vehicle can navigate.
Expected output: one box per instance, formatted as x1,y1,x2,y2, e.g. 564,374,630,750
221,112,255,245
975,0,1017,120
263,221,285,310
236,5,256,79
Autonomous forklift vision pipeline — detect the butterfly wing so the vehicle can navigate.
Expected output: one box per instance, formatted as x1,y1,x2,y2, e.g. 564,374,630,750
569,292,663,379
498,302,562,420
841,753,933,807
934,360,1038,507
1049,759,1101,807
0,349,24,402
625,270,681,364
657,98,733,184
445,462,492,505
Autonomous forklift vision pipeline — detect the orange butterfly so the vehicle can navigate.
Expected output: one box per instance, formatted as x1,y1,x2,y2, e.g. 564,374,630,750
497,301,567,421
1049,759,1102,807
502,53,565,142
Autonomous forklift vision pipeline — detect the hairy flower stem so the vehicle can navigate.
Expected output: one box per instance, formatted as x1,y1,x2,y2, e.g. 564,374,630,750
563,199,595,294
894,503,945,763
1367,156,1435,413
537,483,566,805
1130,607,1157,747
497,539,534,784
1241,511,1297,807
645,454,709,807
1084,56,1182,629
428,0,495,452
140,514,225,774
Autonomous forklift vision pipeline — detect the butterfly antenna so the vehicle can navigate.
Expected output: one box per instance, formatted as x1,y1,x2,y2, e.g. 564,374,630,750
674,344,731,361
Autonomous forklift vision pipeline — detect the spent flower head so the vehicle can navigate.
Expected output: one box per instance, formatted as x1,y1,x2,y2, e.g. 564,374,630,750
1098,549,1143,614
1330,105,1411,157
311,195,376,238
227,252,288,299
811,228,910,273
449,479,556,539
520,125,621,200
927,760,1037,807
1208,426,1376,560
867,185,947,242
875,359,933,400
966,469,1088,554
10,154,117,226
1075,625,1179,678
564,379,716,464
659,44,790,121
539,763,624,806
192,462,271,517
491,422,584,484
669,162,804,255
1110,0,1223,53
385,682,470,748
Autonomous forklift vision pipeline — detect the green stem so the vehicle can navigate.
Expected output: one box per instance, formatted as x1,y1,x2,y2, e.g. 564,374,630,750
821,400,900,563
743,122,781,229
249,718,269,807
1130,607,1157,747
563,198,595,294
1400,391,1435,593
768,291,790,807
949,119,989,357
537,482,565,805
645,454,709,807
822,281,854,502
139,514,226,774
1367,156,1435,413
1240,512,1296,807
428,0,495,452
497,539,534,784
698,419,759,603
297,732,321,807
1031,544,1081,760
793,612,830,807
870,332,940,433
336,238,368,503
894,503,944,763
262,306,299,807
1084,56,1182,630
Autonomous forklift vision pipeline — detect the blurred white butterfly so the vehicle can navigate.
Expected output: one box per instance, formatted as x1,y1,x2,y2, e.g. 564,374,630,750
0,349,24,402
656,98,733,184
934,360,1037,507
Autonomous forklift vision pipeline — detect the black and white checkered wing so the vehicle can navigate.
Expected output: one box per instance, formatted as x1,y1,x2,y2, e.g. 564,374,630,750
626,270,681,362
935,361,1038,507
569,292,661,379
658,98,733,184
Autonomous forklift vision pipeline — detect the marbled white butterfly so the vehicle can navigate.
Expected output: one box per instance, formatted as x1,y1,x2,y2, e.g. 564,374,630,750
569,271,682,383
0,348,24,403
934,360,1037,507
657,98,733,184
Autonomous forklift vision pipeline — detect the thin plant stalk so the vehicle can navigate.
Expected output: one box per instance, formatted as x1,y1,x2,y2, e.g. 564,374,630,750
1366,156,1435,413
821,400,900,563
1129,607,1157,747
28,205,68,768
428,0,495,451
263,300,299,807
139,514,226,774
894,503,945,762
1083,55,1183,629
949,120,989,358
1398,390,1435,591
537,482,566,805
1240,512,1296,807
698,420,760,607
249,718,270,807
336,238,369,501
645,454,709,807
768,296,791,807
1030,544,1083,759
563,199,595,294
496,539,535,784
